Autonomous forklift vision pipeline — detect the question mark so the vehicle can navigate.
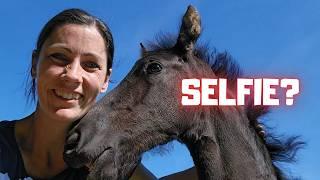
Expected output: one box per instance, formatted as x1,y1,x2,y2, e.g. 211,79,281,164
280,79,300,106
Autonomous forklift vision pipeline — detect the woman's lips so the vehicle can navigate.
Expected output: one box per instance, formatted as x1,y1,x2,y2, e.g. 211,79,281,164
53,89,83,102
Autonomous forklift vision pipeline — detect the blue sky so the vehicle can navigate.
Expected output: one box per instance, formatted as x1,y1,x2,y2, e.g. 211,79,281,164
0,0,319,179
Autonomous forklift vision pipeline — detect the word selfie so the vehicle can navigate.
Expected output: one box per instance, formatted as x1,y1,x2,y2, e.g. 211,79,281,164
181,78,300,106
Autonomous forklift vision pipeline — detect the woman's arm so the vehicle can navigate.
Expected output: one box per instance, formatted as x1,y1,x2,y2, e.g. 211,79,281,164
130,163,157,180
159,167,198,180
130,163,198,180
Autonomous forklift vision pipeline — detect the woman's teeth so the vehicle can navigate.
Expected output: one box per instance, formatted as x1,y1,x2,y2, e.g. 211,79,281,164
55,90,81,100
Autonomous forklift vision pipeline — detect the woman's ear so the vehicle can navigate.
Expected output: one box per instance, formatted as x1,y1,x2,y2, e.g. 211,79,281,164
100,68,112,93
100,80,109,93
31,50,39,78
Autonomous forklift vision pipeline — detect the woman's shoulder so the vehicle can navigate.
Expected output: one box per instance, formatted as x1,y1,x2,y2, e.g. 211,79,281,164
0,120,15,127
0,120,29,180
0,120,18,145
0,120,17,146
0,120,18,150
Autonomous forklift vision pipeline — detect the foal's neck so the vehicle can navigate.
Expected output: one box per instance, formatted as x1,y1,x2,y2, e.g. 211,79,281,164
183,107,277,180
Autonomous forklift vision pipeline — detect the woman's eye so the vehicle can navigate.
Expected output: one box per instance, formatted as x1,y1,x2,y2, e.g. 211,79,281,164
49,53,69,64
83,61,101,70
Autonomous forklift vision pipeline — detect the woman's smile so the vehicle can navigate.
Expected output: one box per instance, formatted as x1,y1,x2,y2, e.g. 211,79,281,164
54,89,82,101
51,89,83,108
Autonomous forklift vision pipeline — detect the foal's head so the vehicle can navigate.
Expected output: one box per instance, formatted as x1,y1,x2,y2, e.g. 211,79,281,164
64,6,303,180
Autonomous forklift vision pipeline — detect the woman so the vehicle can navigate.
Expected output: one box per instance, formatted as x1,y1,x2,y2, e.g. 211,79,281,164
0,8,160,180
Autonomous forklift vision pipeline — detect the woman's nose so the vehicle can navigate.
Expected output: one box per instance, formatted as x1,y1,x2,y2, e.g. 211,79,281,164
64,61,83,85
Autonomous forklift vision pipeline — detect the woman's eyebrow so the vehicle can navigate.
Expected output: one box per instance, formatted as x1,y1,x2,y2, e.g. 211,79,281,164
48,44,73,53
48,44,105,60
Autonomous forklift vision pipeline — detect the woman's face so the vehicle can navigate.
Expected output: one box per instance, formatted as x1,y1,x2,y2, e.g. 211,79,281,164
34,24,109,122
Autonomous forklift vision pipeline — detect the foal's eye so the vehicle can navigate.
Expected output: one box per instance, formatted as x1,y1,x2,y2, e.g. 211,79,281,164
146,62,163,74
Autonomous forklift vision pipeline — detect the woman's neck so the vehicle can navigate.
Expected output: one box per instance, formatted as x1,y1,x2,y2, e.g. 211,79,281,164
15,110,72,178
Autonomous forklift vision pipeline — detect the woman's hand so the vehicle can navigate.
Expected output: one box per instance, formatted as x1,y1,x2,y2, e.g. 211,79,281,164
129,163,157,180
159,167,198,180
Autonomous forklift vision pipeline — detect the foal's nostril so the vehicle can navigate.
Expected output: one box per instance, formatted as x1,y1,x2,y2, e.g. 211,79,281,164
65,132,80,151
64,131,85,168
63,147,85,168
68,132,80,144
64,149,75,155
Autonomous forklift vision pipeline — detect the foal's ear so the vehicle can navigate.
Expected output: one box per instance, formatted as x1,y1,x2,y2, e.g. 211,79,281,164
140,43,147,57
174,5,201,55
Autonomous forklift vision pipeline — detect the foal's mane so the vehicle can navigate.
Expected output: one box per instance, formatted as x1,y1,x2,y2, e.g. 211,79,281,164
144,33,305,179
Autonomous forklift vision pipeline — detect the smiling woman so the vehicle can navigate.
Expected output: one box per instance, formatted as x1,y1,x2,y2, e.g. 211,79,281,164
0,8,156,180
34,24,109,122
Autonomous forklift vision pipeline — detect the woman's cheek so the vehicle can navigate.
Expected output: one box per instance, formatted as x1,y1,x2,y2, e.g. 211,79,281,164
84,78,101,101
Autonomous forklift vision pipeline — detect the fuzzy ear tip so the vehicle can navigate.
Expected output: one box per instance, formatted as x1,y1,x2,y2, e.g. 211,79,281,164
187,5,195,11
186,5,198,16
140,42,147,56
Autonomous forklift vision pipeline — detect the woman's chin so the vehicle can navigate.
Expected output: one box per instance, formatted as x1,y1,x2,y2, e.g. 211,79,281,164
53,108,84,123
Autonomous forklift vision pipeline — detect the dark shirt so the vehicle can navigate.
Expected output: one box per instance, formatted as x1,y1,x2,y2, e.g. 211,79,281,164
0,120,89,180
